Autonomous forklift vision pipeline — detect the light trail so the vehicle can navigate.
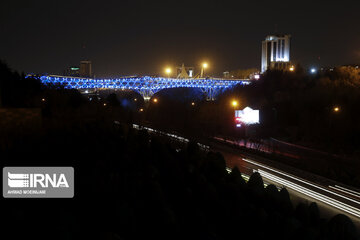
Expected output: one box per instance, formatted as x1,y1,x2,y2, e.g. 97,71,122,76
329,185,360,199
132,124,210,151
257,169,360,218
243,158,360,206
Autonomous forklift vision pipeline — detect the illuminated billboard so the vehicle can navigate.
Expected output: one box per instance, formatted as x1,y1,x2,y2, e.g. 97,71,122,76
235,107,260,127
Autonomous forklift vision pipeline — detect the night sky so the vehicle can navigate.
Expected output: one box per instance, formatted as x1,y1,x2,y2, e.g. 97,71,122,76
1,0,359,77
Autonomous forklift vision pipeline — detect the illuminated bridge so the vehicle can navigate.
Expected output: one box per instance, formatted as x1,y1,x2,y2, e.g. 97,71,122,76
36,75,250,100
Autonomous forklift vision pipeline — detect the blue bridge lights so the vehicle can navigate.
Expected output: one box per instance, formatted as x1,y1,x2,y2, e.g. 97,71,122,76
36,75,250,101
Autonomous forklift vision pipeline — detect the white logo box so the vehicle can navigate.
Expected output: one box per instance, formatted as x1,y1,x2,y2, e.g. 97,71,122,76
3,167,74,198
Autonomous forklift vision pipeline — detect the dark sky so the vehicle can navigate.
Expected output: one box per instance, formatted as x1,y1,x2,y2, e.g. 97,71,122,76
1,0,360,77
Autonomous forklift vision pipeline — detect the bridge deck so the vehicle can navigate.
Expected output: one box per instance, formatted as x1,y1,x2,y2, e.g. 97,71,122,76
28,75,251,100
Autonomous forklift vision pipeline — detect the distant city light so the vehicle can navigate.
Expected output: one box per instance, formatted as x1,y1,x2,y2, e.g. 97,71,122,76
191,102,195,106
289,66,295,72
103,103,107,106
134,98,137,101
153,98,158,103
139,108,144,112
254,74,260,80
41,98,46,102
334,106,340,112
311,68,317,74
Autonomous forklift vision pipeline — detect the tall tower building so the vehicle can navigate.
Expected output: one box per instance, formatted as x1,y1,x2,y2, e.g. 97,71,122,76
79,60,92,78
261,34,291,73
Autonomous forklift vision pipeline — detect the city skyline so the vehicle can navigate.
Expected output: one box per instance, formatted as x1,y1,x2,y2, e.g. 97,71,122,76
1,0,360,77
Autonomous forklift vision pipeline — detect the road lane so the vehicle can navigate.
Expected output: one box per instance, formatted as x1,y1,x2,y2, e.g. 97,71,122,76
211,140,360,228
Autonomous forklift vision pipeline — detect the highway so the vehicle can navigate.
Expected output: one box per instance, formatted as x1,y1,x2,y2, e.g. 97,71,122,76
212,140,360,228
132,123,360,228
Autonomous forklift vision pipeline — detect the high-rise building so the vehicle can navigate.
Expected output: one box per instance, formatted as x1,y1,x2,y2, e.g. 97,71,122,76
261,34,291,73
79,60,92,78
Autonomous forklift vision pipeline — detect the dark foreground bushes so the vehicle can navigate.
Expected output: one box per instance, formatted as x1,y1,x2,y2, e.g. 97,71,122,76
1,121,358,240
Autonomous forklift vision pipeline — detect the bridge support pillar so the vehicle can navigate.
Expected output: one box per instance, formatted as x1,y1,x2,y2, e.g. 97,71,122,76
201,88,219,101
138,89,156,102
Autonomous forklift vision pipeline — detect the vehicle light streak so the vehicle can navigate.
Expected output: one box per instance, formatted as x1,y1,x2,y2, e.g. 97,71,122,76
257,169,360,218
329,185,360,199
132,124,210,150
243,158,360,206
334,185,360,196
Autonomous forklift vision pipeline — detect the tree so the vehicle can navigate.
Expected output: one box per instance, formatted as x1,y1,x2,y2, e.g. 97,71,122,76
229,68,259,79
327,214,358,240
106,93,120,106
229,166,246,187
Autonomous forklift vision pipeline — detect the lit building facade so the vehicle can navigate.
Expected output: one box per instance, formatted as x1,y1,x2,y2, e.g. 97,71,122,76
80,60,93,78
64,66,80,77
261,34,291,73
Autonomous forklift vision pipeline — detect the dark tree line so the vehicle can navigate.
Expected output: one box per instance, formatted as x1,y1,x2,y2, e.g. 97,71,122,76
1,121,358,239
221,66,360,155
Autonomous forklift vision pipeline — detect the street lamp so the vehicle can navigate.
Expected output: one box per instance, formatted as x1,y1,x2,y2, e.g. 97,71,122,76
201,62,208,78
165,68,172,78
153,98,158,103
231,100,238,108
333,106,340,112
